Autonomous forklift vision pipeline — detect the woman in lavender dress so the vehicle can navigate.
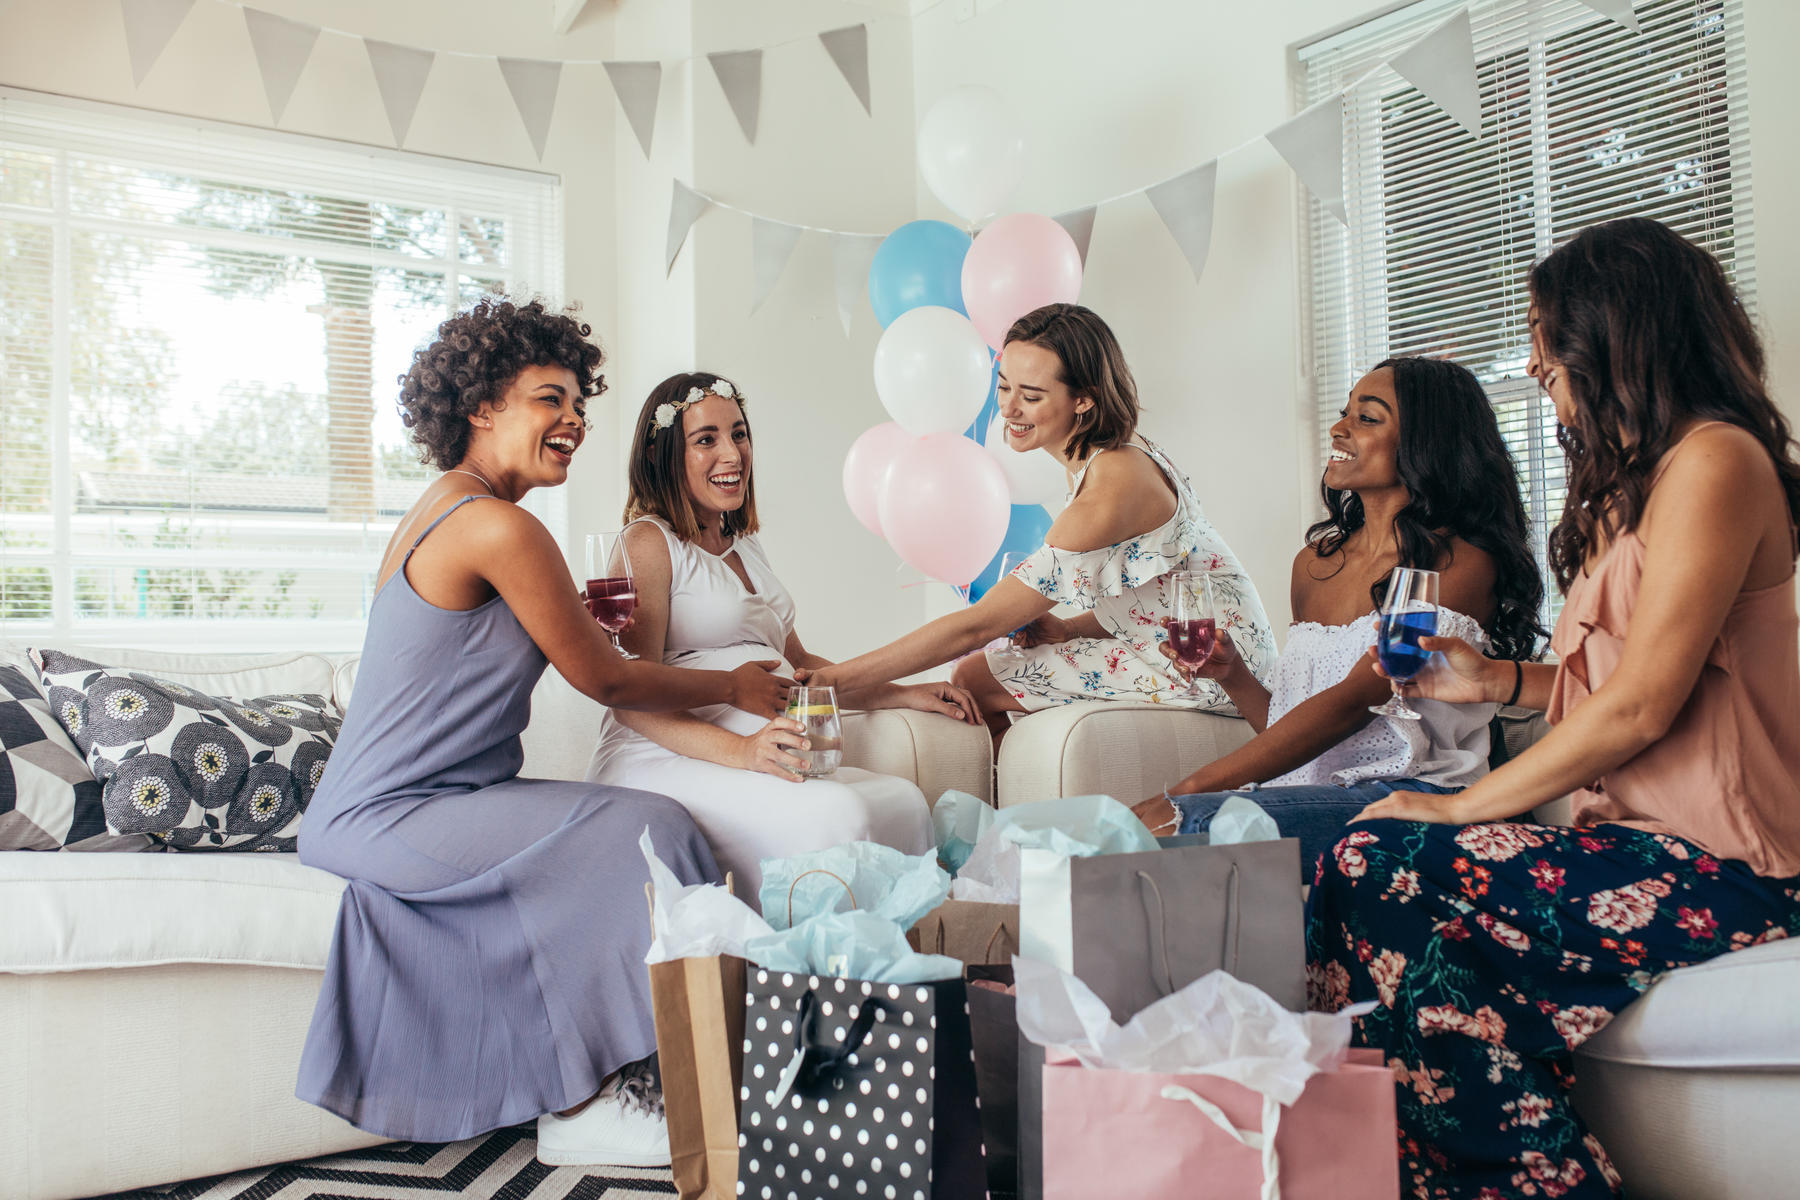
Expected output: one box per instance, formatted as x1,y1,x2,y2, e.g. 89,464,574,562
296,299,789,1167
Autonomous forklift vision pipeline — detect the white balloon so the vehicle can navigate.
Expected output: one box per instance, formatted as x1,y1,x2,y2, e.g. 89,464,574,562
873,306,993,436
984,411,1070,508
917,86,1026,223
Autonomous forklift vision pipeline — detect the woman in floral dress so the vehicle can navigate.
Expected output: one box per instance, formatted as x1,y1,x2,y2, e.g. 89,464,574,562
806,303,1274,739
1309,218,1800,1198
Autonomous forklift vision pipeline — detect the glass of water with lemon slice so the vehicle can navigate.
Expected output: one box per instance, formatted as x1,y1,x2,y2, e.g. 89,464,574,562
785,685,843,778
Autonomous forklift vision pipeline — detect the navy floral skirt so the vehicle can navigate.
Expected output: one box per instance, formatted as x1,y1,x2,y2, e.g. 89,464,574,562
1307,818,1800,1199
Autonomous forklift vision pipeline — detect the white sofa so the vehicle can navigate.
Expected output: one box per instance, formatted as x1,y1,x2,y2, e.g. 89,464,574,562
998,700,1800,1200
0,644,993,1200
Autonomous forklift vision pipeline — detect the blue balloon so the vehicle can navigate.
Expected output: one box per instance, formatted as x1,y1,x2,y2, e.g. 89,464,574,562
869,220,971,327
967,504,1055,604
963,361,1000,442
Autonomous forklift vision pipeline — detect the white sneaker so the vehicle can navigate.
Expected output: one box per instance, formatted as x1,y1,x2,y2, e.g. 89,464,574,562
536,1087,671,1168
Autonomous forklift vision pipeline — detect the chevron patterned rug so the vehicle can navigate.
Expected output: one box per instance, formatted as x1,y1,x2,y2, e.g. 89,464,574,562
99,1125,676,1199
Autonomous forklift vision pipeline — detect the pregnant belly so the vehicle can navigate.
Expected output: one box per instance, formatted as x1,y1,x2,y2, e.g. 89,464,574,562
668,643,794,735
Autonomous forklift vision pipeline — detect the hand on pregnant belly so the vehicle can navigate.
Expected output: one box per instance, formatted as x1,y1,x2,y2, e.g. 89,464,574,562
736,717,811,780
728,659,793,718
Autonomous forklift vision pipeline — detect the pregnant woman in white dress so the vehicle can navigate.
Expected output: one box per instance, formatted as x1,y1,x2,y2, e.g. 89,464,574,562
586,373,977,897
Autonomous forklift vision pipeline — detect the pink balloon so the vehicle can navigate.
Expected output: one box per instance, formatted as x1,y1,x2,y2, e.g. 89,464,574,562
961,213,1083,350
878,433,1011,586
843,421,917,538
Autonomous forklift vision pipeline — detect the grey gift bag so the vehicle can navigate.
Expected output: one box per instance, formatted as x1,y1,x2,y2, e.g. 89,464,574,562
1014,838,1307,1199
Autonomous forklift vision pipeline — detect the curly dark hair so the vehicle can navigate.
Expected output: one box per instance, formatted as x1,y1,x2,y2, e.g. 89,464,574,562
1531,217,1800,592
398,297,606,470
1306,356,1548,662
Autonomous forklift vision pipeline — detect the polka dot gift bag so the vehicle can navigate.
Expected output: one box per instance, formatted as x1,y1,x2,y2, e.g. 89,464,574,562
734,966,986,1200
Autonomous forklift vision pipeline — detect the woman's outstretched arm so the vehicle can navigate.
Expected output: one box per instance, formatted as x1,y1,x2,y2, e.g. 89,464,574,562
468,505,790,716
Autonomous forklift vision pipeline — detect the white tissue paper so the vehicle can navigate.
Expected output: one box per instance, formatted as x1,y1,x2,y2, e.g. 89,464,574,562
950,793,1160,904
1012,955,1376,1107
641,828,775,964
1207,794,1282,845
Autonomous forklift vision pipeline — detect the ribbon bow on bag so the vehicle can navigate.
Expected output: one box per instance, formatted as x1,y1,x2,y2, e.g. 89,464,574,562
767,990,888,1109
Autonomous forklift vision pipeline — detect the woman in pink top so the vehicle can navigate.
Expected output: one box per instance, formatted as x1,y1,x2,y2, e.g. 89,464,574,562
1308,218,1800,1200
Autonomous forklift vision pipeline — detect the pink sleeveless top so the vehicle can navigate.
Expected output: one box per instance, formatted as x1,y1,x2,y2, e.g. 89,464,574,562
1546,425,1800,878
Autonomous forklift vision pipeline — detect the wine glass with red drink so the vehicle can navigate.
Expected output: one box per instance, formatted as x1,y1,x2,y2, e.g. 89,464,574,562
1165,569,1216,699
585,531,638,660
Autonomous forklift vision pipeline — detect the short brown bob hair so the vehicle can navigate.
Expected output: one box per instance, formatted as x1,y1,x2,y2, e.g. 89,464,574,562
1002,303,1139,462
623,371,759,542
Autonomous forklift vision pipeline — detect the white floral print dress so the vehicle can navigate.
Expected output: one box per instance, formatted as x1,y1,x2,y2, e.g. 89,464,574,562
983,436,1277,715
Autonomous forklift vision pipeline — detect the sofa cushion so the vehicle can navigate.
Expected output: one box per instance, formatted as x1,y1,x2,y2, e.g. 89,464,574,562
3,642,338,699
1577,935,1800,1070
0,664,156,853
0,850,345,972
32,650,339,851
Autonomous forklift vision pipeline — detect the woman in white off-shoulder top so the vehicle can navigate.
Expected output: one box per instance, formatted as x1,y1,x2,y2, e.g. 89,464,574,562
1131,357,1548,873
802,303,1276,742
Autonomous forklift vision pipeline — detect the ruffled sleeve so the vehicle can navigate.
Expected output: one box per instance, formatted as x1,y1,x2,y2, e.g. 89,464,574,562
1008,509,1197,610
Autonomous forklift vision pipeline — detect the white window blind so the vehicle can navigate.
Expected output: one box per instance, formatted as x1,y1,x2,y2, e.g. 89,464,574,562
1296,0,1754,614
0,89,564,652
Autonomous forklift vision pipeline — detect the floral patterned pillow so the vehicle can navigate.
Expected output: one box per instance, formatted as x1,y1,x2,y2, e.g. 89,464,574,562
30,649,340,851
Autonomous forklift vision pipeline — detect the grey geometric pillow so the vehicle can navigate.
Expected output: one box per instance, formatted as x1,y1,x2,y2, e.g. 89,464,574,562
31,649,340,852
0,663,157,852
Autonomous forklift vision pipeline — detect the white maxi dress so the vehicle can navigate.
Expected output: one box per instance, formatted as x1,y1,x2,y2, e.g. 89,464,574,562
586,516,932,900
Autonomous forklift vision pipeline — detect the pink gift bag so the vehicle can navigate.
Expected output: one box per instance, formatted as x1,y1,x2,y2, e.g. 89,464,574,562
1040,1047,1399,1200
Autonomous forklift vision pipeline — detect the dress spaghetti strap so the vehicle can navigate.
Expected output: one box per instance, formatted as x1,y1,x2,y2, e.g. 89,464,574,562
405,494,492,561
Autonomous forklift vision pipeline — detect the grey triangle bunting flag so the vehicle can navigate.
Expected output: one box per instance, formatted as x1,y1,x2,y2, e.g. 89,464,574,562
751,218,806,312
242,8,320,124
119,0,196,87
1145,163,1218,280
831,233,883,335
498,57,563,160
1052,207,1097,268
1573,0,1640,32
709,49,763,143
364,38,435,146
1390,8,1482,139
818,25,872,115
1268,95,1347,226
666,180,713,276
603,61,662,158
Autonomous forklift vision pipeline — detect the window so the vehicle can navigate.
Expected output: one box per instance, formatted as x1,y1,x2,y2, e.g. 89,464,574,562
0,90,564,651
1296,0,1754,618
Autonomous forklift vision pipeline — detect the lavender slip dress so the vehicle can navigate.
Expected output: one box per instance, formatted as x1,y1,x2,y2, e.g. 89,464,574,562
296,496,720,1142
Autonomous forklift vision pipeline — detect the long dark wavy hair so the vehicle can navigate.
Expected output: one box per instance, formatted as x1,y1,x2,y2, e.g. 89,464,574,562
1532,217,1800,591
1306,356,1547,661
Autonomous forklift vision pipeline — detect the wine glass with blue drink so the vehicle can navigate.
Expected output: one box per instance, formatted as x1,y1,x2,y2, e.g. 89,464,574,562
1370,566,1439,721
1165,569,1216,698
991,552,1031,667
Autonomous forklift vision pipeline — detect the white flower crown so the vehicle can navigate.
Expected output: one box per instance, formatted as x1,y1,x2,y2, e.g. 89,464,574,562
651,378,741,439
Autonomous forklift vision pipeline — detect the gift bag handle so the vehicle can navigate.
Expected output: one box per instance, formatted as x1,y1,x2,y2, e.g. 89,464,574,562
1160,1085,1282,1200
785,868,857,927
928,919,1017,963
768,988,887,1108
1137,862,1240,997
